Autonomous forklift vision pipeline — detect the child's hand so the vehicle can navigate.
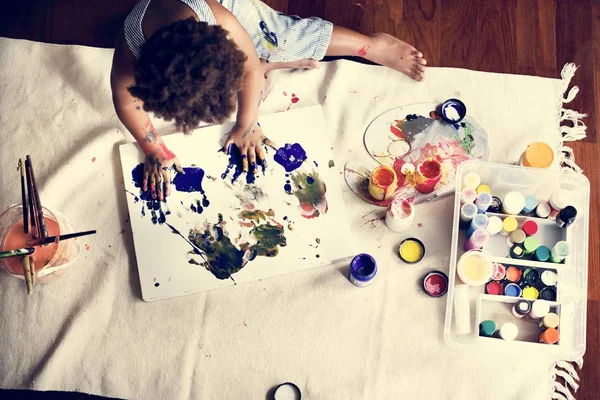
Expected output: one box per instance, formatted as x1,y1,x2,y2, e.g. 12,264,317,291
223,122,276,174
143,148,184,201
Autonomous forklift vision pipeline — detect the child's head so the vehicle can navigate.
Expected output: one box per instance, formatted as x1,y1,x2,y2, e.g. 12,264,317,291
128,18,247,131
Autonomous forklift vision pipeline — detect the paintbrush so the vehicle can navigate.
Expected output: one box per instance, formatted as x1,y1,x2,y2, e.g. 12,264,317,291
0,247,35,260
27,230,97,246
26,155,47,238
29,255,36,286
19,159,29,233
25,157,37,238
22,255,33,295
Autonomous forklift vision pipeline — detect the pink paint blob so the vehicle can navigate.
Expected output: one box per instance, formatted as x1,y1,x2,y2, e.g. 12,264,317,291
423,272,448,297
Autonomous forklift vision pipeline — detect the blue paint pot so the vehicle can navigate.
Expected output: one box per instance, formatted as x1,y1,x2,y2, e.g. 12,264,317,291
349,253,378,287
439,98,467,123
504,283,523,297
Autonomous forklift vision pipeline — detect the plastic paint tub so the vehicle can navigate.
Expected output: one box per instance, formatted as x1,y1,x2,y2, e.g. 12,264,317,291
521,195,538,215
475,192,492,213
422,271,448,297
505,266,522,283
539,287,557,301
479,320,496,337
368,165,397,201
504,283,522,297
462,172,481,190
539,313,560,329
534,246,551,262
459,203,478,230
464,228,489,251
522,220,538,236
508,243,526,259
485,216,503,236
440,98,467,123
540,270,558,286
520,142,554,168
466,214,488,239
414,160,442,194
488,196,502,213
506,229,526,247
501,217,518,236
476,184,491,194
457,251,493,286
491,263,506,281
502,192,526,215
522,268,539,286
530,300,550,318
523,237,539,256
273,382,302,400
512,300,532,318
556,206,577,228
522,286,539,300
485,280,503,295
398,238,425,264
349,253,377,287
460,187,477,205
499,322,519,341
539,328,560,344
549,189,571,219
385,197,414,232
550,241,569,263
533,202,551,219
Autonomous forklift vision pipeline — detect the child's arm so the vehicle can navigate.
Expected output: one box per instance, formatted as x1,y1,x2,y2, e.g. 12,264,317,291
210,2,270,173
110,29,183,200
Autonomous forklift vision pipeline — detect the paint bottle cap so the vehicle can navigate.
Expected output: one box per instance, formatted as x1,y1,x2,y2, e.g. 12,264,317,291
462,172,481,190
530,300,550,318
508,229,526,245
513,300,532,316
460,187,478,204
522,220,539,236
440,98,467,123
522,286,539,300
557,206,577,227
502,217,518,234
486,216,503,236
479,320,497,337
534,202,551,219
521,195,538,214
488,196,502,213
471,214,488,229
504,283,522,297
499,322,519,341
485,280,503,295
552,241,570,257
503,192,526,215
522,268,540,286
505,266,522,283
534,246,551,262
522,142,554,168
540,270,558,286
539,286,557,301
539,327,560,344
540,313,560,329
550,189,571,211
398,238,425,264
476,184,491,194
273,382,302,400
475,192,492,213
460,203,478,222
523,237,539,254
422,271,448,297
509,243,525,259
457,251,493,286
349,254,378,287
491,262,506,280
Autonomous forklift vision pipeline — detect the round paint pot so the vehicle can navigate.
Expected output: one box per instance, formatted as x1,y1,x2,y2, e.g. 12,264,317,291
466,214,488,239
385,197,414,232
539,328,560,344
512,300,532,318
549,189,571,216
508,243,526,259
523,237,539,256
501,216,518,236
273,382,301,400
460,187,477,204
522,220,539,236
349,253,377,287
398,238,425,264
550,241,569,263
540,270,558,286
464,228,489,252
556,205,577,228
539,313,560,329
476,184,491,195
539,286,557,301
491,262,506,281
521,195,538,215
456,251,493,286
502,192,526,215
530,300,550,318
485,280,503,295
499,322,519,341
522,268,539,286
507,229,526,247
440,98,467,123
475,192,492,213
368,165,397,201
505,266,522,283
422,271,448,297
520,142,554,168
522,286,539,300
504,283,522,297
479,320,496,337
486,216,503,236
488,196,502,214
533,202,551,219
462,172,481,190
459,203,478,230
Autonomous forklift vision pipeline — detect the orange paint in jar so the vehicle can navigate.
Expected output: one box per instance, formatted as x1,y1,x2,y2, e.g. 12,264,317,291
368,165,397,201
2,218,60,274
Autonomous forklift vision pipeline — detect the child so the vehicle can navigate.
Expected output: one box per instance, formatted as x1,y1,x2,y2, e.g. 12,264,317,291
111,0,427,200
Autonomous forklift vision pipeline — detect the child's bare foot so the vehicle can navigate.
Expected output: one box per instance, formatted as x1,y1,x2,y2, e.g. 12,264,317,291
262,59,320,74
366,33,427,81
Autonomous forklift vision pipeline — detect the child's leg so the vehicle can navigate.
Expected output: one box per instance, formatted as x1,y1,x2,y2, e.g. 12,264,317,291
326,26,427,81
262,59,320,74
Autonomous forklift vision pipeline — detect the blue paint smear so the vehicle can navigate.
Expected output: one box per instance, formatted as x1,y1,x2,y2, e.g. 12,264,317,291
154,282,160,287
313,161,318,167
284,183,292,193
274,143,307,172
173,167,205,192
221,144,244,184
307,176,315,185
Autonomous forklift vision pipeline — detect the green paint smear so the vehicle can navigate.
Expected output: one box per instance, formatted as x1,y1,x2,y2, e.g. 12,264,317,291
245,223,287,257
290,170,328,218
238,209,275,223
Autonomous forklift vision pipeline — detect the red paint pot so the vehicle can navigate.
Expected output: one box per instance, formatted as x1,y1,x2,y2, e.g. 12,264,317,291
414,160,442,194
422,271,448,297
485,280,503,295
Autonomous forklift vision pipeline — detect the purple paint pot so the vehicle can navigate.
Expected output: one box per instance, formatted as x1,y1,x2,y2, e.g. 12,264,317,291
349,253,377,287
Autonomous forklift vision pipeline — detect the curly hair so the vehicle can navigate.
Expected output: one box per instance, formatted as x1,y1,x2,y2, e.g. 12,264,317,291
128,18,247,131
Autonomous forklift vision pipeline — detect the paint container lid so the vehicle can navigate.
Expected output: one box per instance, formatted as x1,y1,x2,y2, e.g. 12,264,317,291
457,251,493,286
504,283,522,297
508,229,526,245
440,98,467,123
522,286,539,299
470,228,490,248
514,300,532,316
499,322,519,341
557,206,577,225
553,241,570,257
460,203,478,221
485,280,503,295
491,263,506,280
471,214,488,230
522,220,539,236
349,254,378,282
539,328,560,344
489,196,502,213
502,217,518,233
486,216,503,236
422,271,448,297
476,184,491,194
534,246,551,262
530,300,550,318
475,192,492,208
460,187,478,204
523,237,539,253
398,238,425,264
539,286,557,301
503,192,526,215
273,382,302,400
522,195,538,214
462,172,481,190
522,268,540,286
509,243,526,259
479,320,497,337
541,313,560,329
550,189,571,211
534,202,552,218
522,142,554,168
540,270,558,286
505,266,522,283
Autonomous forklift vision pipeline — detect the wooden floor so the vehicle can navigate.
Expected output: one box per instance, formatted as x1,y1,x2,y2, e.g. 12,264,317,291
1,0,598,398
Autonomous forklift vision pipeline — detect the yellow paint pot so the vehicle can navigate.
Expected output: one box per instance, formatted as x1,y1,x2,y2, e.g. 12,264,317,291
368,165,397,201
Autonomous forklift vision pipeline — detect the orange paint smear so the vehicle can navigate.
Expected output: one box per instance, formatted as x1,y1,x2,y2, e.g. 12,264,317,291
372,167,396,187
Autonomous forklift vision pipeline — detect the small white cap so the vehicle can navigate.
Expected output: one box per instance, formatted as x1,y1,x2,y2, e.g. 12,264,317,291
530,300,551,319
499,322,519,341
274,382,301,400
486,216,503,235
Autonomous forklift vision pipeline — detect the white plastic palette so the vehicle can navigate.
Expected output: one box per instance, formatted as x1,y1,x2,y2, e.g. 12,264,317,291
444,161,590,360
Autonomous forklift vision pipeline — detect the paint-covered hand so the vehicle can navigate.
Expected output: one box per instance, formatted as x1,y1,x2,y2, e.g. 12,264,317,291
223,121,276,175
143,149,184,201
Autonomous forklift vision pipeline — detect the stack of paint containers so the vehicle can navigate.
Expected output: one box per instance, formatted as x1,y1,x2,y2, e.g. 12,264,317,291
483,263,558,301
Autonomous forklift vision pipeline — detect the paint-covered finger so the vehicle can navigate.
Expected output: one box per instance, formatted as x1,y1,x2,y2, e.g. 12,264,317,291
256,145,266,164
241,154,249,172
248,146,257,174
174,160,185,174
262,137,277,150
162,170,170,198
150,175,157,199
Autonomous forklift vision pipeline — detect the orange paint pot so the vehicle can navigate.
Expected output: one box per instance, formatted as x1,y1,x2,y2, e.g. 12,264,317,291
368,165,397,201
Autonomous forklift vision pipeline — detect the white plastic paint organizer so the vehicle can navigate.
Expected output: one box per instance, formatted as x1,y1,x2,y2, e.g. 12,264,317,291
444,161,590,360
